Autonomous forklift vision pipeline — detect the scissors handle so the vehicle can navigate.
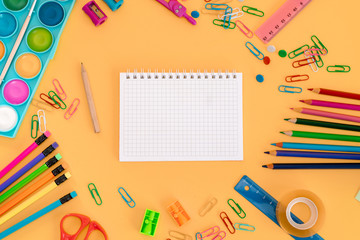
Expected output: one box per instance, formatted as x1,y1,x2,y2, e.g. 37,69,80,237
85,221,108,240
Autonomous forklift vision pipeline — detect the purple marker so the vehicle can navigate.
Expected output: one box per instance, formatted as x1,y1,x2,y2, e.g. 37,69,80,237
0,142,58,193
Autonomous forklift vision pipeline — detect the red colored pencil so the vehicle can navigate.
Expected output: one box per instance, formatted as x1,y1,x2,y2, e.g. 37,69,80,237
308,88,360,101
300,99,360,111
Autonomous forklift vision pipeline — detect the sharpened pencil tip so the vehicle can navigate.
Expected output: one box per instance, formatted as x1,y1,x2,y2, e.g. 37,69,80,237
284,118,290,121
262,165,268,168
308,88,313,91
299,100,304,103
280,131,285,134
264,151,269,154
271,143,276,146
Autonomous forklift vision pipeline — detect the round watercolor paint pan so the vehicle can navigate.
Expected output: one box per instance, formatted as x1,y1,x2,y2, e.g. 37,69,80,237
27,27,53,53
3,0,28,11
38,1,65,27
0,12,17,37
15,53,42,79
0,105,18,132
3,79,30,106
0,40,5,61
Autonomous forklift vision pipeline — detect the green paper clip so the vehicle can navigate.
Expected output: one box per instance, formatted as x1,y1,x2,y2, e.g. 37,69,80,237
213,19,236,29
228,199,246,219
49,91,67,110
278,85,302,93
31,114,39,139
242,6,264,17
140,209,160,236
234,223,256,232
88,183,103,205
288,44,309,59
310,47,324,68
327,65,351,73
311,35,328,53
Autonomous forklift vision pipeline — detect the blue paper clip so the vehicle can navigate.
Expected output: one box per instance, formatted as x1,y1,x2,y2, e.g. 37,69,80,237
234,223,256,232
205,3,229,11
245,42,264,60
278,85,302,93
223,7,233,29
118,187,136,208
195,232,203,240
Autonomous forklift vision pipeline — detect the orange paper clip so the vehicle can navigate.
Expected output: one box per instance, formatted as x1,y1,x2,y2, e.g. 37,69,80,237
64,98,80,120
292,58,316,68
235,20,253,38
167,201,190,226
52,79,67,100
285,74,309,82
220,212,235,234
40,93,60,109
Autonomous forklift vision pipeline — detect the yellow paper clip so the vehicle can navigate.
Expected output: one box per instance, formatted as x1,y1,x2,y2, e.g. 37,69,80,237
88,183,103,205
37,110,46,133
31,114,39,139
199,197,218,216
168,230,192,240
64,98,80,120
227,199,246,219
31,98,54,112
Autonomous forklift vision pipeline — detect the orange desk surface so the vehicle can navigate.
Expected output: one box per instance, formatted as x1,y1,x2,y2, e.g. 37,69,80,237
0,0,359,239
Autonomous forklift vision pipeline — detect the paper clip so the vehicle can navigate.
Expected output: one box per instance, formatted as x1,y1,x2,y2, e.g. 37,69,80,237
218,7,243,20
235,20,253,38
292,58,316,68
313,53,324,68
49,91,67,110
37,110,46,133
118,187,136,208
201,226,220,238
327,65,351,73
212,231,226,240
195,232,202,240
88,183,103,205
205,3,229,10
285,74,309,82
199,197,218,216
213,19,235,29
64,98,80,120
242,6,264,17
222,7,233,29
168,230,192,240
311,35,328,53
288,44,309,59
220,212,235,234
40,93,60,109
234,223,256,232
52,79,67,100
227,199,246,219
31,114,39,139
304,48,328,57
31,98,54,112
245,42,264,60
278,85,302,93
305,54,318,72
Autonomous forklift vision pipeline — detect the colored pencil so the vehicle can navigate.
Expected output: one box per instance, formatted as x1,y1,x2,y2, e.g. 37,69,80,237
285,118,360,132
272,142,360,153
308,88,360,101
0,142,58,193
81,63,100,133
0,191,77,239
263,163,360,170
0,154,62,205
300,99,360,111
291,107,360,123
0,164,67,216
281,130,360,142
265,150,360,160
0,0,37,84
0,173,71,226
0,131,50,180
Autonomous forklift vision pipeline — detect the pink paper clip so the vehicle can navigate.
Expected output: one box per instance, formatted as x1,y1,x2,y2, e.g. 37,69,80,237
52,79,67,100
235,20,253,38
64,98,80,120
201,226,220,238
212,231,226,240
304,48,328,57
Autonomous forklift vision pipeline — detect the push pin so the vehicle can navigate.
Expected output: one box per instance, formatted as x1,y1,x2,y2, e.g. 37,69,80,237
82,1,107,26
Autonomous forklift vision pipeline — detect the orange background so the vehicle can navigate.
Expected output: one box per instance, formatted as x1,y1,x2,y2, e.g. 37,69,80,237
0,0,360,239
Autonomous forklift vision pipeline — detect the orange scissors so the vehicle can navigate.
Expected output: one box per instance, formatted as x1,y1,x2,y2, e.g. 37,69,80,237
60,213,108,240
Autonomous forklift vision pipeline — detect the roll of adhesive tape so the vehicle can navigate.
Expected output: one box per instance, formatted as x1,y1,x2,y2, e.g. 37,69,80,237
276,190,325,238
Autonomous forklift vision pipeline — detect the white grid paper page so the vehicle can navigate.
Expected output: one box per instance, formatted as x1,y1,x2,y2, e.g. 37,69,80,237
119,72,243,162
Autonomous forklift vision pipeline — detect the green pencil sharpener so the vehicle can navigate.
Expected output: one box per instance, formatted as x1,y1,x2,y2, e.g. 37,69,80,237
140,209,160,236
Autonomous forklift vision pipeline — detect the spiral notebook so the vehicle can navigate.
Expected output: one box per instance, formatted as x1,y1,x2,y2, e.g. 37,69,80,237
119,71,243,162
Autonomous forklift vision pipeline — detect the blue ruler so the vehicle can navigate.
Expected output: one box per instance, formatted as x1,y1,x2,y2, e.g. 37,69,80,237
234,175,324,240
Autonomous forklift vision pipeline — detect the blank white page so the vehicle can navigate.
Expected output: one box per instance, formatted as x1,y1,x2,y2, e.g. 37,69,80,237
119,72,243,162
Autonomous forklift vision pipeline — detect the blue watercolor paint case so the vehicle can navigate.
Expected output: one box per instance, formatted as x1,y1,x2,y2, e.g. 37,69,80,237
0,0,75,138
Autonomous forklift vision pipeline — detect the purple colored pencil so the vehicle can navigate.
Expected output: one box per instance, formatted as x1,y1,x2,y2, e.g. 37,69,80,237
301,99,360,111
0,142,58,193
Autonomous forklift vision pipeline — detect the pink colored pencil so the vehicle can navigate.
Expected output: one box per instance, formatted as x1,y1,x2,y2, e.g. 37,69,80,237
291,108,360,123
0,131,51,180
301,99,360,111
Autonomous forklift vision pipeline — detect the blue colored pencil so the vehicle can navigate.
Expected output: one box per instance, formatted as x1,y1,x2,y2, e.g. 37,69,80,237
265,150,360,160
0,192,77,239
263,163,360,170
0,143,58,193
272,142,360,153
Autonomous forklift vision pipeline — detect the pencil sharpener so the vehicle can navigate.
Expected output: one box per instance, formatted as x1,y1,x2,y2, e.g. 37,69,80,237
103,0,123,11
82,1,107,26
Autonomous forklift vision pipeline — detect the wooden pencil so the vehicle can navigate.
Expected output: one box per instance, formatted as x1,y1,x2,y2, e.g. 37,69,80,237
291,107,360,123
308,88,360,101
263,163,360,170
281,130,360,142
300,99,360,111
272,142,360,153
285,118,360,132
265,150,360,160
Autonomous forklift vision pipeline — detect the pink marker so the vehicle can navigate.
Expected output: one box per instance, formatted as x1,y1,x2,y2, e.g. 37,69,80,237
0,131,51,180
155,0,196,25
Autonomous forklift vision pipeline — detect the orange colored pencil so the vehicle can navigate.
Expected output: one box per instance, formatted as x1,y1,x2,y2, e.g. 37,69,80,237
0,163,67,216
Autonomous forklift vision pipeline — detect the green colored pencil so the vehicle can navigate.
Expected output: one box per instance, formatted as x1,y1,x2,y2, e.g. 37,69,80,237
0,154,62,204
285,118,360,132
281,131,360,142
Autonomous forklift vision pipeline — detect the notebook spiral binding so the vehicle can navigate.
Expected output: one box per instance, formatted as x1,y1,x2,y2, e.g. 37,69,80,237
125,69,238,80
